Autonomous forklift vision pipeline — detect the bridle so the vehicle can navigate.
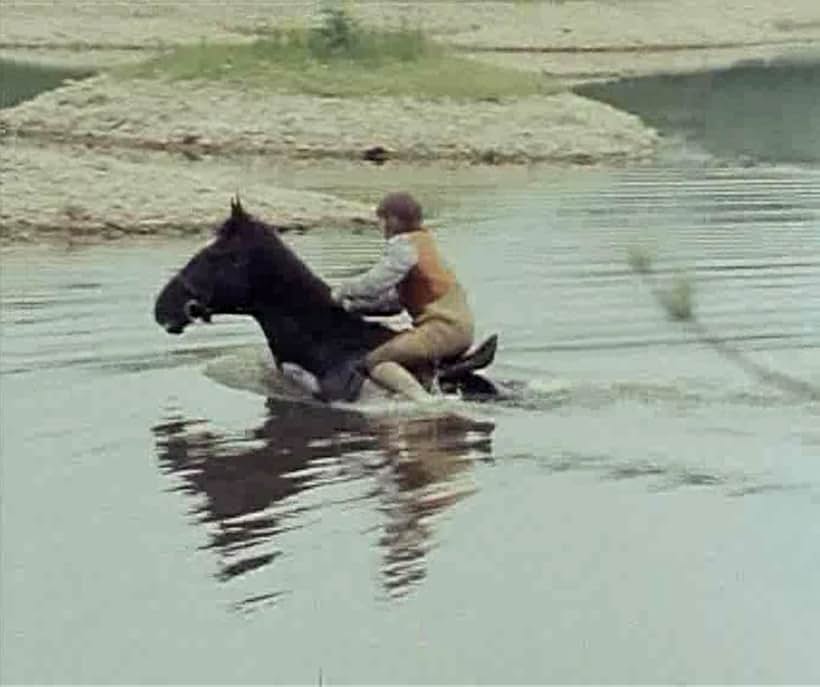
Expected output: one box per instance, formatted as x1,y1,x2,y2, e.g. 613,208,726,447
176,271,213,324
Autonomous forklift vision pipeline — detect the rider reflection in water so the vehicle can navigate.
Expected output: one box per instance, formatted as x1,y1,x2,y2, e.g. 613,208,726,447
152,404,495,606
331,192,475,402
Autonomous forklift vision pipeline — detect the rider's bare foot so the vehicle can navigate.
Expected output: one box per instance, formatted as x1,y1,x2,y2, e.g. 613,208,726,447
369,361,432,403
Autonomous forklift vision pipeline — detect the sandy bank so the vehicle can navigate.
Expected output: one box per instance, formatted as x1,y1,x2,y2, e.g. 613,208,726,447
0,75,658,166
2,0,818,77
0,140,376,244
2,0,817,245
465,41,820,84
2,135,579,246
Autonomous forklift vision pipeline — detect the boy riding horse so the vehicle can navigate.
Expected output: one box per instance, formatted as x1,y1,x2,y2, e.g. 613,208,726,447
332,192,475,401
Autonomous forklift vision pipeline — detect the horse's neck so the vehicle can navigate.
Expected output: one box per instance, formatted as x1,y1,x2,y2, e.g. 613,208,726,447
248,235,389,375
253,301,383,378
257,232,333,301
253,304,322,372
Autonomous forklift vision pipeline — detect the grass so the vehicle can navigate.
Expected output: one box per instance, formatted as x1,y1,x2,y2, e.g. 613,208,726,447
117,12,550,100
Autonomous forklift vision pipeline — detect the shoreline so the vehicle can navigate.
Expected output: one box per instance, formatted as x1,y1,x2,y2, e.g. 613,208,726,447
0,139,378,246
0,75,659,165
1,0,818,245
0,74,657,244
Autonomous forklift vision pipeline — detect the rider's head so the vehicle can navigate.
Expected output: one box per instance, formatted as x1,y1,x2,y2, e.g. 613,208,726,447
376,192,423,238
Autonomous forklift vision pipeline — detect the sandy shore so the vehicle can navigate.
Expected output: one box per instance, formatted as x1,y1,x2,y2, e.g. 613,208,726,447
1,139,378,244
3,1,819,49
1,0,818,243
0,75,658,165
3,0,818,74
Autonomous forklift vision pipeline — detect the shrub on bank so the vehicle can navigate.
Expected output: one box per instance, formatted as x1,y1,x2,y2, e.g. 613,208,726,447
305,7,428,63
120,7,553,100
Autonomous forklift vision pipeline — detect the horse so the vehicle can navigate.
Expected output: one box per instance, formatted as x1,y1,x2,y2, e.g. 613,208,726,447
153,198,498,403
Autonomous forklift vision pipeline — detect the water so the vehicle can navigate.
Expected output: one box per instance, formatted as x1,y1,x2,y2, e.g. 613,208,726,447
577,60,820,165
0,58,93,109
2,159,818,683
3,54,820,681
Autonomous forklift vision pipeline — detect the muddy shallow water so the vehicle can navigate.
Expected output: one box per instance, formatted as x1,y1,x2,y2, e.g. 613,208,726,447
2,163,819,683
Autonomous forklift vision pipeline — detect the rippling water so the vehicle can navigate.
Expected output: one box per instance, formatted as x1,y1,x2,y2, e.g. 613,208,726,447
2,162,819,683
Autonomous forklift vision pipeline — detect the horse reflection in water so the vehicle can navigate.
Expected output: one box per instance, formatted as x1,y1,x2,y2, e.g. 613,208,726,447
152,402,494,608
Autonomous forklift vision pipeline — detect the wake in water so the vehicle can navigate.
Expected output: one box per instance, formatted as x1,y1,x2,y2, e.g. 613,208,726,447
203,344,816,418
203,345,488,417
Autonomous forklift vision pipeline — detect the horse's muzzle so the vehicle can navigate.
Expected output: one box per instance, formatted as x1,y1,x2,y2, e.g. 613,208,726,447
155,276,196,334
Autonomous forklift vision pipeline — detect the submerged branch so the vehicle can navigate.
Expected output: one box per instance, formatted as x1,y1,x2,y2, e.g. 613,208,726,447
629,247,820,401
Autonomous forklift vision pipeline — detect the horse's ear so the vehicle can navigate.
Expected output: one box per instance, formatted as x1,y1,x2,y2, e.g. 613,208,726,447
230,195,245,220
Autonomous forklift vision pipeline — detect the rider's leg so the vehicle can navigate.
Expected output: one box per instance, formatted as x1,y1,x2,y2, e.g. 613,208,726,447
363,319,469,401
368,320,468,368
365,285,474,402
368,361,432,402
365,327,432,401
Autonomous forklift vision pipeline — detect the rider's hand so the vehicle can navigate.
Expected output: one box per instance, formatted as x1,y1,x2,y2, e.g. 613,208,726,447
331,287,352,311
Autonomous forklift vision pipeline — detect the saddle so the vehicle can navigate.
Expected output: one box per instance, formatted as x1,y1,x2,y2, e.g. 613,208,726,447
318,334,498,403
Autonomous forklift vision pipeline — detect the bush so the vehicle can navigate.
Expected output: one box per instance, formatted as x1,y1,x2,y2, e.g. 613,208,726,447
119,7,552,100
308,7,359,59
305,7,428,63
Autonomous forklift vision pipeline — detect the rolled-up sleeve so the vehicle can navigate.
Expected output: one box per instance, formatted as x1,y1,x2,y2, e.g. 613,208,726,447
344,287,402,315
337,236,416,306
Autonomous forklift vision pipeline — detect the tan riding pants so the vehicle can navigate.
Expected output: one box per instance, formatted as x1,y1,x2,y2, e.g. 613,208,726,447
365,283,474,372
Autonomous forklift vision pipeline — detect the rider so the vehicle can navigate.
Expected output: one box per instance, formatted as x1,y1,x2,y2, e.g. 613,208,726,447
332,192,475,401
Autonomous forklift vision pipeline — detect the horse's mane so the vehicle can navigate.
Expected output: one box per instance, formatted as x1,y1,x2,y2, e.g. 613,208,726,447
215,203,336,305
219,203,392,367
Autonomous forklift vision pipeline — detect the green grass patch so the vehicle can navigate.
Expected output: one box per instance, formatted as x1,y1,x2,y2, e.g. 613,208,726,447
118,21,551,99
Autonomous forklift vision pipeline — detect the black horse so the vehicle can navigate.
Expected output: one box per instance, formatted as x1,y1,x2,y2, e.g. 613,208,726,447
154,198,497,402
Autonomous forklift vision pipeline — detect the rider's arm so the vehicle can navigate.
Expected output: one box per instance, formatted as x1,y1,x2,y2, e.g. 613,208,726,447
343,287,402,315
335,235,416,307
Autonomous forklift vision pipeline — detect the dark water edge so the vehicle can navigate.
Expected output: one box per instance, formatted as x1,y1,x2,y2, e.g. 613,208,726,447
577,60,820,165
0,58,94,109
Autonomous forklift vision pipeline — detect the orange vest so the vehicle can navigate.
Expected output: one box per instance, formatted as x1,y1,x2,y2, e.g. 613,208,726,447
397,229,456,318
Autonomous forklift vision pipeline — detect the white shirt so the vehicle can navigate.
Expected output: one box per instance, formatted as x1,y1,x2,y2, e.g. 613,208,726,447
336,234,418,311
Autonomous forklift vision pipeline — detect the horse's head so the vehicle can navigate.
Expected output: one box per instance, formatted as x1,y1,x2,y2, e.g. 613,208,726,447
155,198,391,377
154,197,261,334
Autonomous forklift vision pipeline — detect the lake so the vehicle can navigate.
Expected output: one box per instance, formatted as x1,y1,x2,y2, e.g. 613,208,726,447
1,61,819,683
